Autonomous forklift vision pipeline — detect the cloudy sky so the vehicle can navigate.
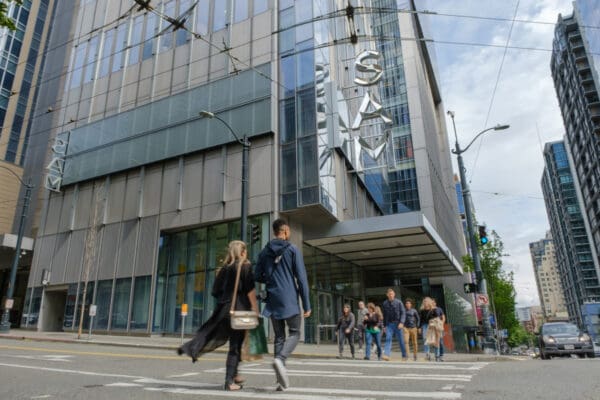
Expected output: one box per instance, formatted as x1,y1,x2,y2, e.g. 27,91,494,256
417,0,575,307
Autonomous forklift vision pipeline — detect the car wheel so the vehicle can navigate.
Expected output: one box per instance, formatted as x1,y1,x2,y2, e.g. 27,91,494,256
586,352,595,359
540,352,547,360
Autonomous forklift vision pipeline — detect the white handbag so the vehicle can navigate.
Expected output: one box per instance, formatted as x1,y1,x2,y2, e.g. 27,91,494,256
230,262,258,330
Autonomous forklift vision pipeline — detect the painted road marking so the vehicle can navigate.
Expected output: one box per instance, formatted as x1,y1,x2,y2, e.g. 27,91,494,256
287,360,489,371
5,354,74,362
203,367,474,381
0,344,221,361
166,372,201,378
137,384,462,399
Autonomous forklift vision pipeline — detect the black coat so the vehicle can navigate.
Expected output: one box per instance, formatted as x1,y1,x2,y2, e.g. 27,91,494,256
178,263,254,362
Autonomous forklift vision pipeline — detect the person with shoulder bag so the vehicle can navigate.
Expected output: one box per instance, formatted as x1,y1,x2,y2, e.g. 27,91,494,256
255,219,311,391
178,240,258,391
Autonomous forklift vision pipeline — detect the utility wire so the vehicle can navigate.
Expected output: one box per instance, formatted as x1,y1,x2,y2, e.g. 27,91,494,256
468,0,521,184
12,3,600,151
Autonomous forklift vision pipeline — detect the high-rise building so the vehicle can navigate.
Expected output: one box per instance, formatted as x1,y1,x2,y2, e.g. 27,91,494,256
541,141,600,326
0,0,53,326
529,233,568,320
551,2,600,274
16,1,470,345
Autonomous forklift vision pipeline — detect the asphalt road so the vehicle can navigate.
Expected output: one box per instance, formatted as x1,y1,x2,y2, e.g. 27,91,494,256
0,340,597,399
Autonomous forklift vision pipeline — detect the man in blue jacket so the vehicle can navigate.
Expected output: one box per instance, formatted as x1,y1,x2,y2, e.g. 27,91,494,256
255,218,311,391
381,288,407,361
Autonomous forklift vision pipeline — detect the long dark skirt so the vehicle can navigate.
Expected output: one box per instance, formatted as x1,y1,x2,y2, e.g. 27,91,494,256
178,303,233,362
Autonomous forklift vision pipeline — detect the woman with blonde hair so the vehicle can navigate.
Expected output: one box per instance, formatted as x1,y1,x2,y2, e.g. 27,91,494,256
178,240,258,391
419,297,434,360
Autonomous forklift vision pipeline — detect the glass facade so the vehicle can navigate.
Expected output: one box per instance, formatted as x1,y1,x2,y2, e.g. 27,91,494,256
153,215,269,334
62,65,271,186
0,0,48,164
542,141,600,327
278,0,420,216
22,216,268,334
552,8,600,268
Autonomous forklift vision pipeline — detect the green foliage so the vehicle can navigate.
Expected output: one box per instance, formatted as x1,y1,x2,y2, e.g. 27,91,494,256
507,325,535,348
463,228,522,344
0,1,23,31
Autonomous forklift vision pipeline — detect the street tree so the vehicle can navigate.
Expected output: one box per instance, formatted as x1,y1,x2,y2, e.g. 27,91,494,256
462,228,523,348
0,1,22,31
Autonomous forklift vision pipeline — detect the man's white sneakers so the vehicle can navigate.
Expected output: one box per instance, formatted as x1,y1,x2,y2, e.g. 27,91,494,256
272,357,289,389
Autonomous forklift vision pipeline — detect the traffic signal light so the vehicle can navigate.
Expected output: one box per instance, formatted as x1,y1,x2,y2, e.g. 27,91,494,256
251,224,261,244
478,225,489,245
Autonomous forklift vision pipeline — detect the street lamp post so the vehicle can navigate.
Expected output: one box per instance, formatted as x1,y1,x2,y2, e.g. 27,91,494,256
0,166,33,333
199,111,250,242
447,111,509,354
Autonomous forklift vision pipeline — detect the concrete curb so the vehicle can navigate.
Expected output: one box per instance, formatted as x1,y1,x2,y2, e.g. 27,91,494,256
0,334,520,362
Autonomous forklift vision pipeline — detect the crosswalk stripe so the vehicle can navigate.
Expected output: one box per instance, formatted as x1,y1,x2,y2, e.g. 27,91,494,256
129,378,463,398
136,385,462,399
287,360,488,371
203,367,473,382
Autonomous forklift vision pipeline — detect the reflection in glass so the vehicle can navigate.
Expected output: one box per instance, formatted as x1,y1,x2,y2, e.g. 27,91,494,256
111,278,131,330
95,279,113,330
131,276,151,330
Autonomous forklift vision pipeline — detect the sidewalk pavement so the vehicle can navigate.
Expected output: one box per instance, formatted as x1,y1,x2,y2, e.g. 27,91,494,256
0,329,524,362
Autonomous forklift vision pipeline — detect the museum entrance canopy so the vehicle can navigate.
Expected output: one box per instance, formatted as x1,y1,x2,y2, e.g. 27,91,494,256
304,213,463,279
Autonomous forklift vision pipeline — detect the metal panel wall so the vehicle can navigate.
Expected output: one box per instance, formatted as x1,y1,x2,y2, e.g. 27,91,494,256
135,216,158,276
64,229,85,283
142,165,162,216
115,220,138,279
106,176,126,223
182,154,203,209
97,223,120,280
44,195,62,235
160,162,179,213
74,183,93,229
50,232,70,284
123,170,141,220
58,188,75,233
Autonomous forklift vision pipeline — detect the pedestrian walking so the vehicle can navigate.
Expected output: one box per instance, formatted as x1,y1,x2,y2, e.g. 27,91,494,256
418,297,434,360
381,288,407,361
363,302,382,361
432,299,446,361
356,301,368,353
177,240,258,391
336,304,356,359
255,218,311,391
403,299,420,361
425,299,445,361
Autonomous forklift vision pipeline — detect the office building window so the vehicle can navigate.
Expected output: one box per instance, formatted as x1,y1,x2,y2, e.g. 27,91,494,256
213,2,227,31
233,0,248,22
98,29,114,77
142,13,157,60
195,0,209,35
128,15,144,65
112,24,128,72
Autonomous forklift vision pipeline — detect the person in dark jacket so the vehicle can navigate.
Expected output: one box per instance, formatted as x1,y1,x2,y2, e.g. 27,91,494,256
363,302,383,361
381,288,407,361
255,218,311,391
178,240,258,391
336,304,356,359
403,299,420,361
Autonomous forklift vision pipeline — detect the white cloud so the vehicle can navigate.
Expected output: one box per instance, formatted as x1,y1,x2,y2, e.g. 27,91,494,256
423,0,575,307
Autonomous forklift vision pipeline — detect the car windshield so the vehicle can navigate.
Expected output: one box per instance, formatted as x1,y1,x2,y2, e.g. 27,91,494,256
543,324,579,335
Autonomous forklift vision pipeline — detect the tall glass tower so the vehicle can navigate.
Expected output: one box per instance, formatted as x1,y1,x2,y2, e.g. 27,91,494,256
541,141,600,326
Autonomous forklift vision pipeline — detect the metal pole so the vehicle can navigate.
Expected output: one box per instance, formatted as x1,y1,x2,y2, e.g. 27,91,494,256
181,315,185,344
0,180,32,333
240,136,249,242
451,117,495,353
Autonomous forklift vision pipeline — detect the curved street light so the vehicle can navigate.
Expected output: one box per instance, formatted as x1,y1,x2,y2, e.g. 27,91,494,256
447,110,510,354
199,110,250,242
0,165,33,333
